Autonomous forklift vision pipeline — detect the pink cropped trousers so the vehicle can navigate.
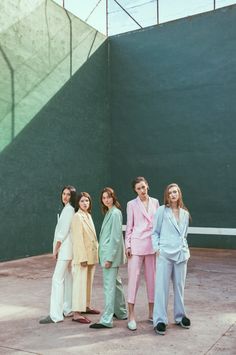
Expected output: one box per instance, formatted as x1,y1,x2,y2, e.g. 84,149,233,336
127,254,156,304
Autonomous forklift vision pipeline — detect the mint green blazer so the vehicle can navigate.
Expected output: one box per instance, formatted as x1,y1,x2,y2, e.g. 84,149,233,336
99,206,126,267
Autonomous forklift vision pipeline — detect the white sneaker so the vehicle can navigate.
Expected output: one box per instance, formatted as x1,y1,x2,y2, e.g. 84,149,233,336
128,320,137,331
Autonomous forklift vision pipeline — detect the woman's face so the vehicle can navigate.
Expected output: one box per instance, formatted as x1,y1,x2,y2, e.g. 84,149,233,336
62,188,71,205
168,186,179,205
102,192,114,209
134,181,149,199
79,196,90,212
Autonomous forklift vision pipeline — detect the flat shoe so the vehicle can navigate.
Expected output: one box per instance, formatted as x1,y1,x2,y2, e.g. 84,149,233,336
39,316,54,324
148,318,153,323
72,316,91,324
128,320,137,331
82,308,100,315
89,323,110,329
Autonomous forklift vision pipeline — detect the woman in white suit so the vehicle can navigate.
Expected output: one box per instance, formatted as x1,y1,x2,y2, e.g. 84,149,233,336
40,185,76,324
152,183,191,335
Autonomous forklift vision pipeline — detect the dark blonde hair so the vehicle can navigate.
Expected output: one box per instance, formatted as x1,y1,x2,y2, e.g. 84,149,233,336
76,192,92,213
164,183,189,213
100,187,121,214
132,176,149,193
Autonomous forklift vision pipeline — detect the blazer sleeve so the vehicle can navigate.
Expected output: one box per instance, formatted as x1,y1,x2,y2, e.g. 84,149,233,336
151,205,165,252
71,215,88,264
106,211,123,262
55,206,74,243
125,202,133,249
183,211,190,238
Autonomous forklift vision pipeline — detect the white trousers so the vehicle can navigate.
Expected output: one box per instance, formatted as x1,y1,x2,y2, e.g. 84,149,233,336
153,254,187,326
50,260,72,322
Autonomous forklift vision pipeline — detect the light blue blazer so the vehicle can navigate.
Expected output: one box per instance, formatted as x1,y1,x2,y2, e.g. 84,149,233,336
152,205,190,264
99,206,126,268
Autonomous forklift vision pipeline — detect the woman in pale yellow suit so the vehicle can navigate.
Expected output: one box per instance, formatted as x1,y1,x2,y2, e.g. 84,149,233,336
71,192,100,324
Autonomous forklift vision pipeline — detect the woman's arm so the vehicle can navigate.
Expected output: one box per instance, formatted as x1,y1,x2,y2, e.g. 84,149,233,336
151,206,165,252
106,210,122,264
55,206,74,243
125,202,134,253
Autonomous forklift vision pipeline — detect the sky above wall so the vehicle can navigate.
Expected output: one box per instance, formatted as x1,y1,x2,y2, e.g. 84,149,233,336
53,0,236,35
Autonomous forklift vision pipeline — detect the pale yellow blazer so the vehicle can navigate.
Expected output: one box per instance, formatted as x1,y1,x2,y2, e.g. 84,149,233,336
71,210,98,265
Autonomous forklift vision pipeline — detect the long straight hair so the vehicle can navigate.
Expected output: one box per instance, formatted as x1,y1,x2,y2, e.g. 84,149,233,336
100,187,121,214
61,185,76,208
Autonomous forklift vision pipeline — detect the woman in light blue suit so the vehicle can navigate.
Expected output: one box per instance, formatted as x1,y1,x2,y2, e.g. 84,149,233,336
152,183,191,335
90,187,127,329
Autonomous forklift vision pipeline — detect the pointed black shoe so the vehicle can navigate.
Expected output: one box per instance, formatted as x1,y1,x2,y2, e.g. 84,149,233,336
154,322,166,335
89,323,110,329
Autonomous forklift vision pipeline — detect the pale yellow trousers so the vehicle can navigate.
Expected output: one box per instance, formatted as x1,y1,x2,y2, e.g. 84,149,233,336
72,264,95,312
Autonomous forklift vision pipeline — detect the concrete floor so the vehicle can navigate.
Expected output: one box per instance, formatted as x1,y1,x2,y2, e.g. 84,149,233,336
0,248,235,355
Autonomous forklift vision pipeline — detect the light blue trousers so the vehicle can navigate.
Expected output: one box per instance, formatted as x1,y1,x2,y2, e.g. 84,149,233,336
153,254,187,326
99,267,127,327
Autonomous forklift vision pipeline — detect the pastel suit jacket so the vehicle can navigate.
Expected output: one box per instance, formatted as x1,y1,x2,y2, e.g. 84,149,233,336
71,210,98,265
99,206,126,268
152,205,190,264
53,203,75,260
125,196,159,255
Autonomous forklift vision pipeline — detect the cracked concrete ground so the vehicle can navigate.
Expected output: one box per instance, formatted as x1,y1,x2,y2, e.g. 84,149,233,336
0,248,235,355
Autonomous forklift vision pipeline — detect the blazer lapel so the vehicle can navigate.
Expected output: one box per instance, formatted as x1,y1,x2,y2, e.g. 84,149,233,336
100,207,113,235
136,197,152,222
79,210,96,236
167,207,181,234
178,208,186,235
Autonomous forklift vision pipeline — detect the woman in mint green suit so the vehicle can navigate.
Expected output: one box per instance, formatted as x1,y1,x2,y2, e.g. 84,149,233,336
90,187,127,329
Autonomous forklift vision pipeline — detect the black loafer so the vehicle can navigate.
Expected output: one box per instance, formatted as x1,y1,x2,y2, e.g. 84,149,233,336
177,316,191,329
154,322,166,335
39,316,54,324
89,323,110,329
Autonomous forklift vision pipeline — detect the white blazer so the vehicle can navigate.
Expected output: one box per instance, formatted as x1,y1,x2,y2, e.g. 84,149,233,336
152,205,190,264
53,203,75,260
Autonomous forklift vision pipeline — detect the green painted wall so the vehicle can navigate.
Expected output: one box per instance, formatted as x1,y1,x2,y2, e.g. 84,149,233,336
109,6,236,248
1,4,236,261
0,2,110,261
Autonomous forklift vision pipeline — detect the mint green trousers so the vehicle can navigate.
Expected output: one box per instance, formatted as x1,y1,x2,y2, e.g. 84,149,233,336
100,267,127,327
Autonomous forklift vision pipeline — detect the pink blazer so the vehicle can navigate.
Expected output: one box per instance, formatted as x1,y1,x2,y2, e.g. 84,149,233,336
125,196,159,255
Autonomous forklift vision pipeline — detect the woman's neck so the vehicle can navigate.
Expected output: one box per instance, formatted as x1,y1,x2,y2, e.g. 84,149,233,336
139,195,149,202
170,202,178,209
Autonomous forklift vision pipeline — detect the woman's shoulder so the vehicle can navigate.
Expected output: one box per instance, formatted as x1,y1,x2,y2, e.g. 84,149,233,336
112,207,122,216
73,211,83,221
181,208,189,217
158,205,166,211
127,198,136,206
150,196,159,205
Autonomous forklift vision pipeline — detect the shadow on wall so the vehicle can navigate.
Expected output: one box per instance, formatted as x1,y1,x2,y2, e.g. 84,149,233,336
0,0,105,152
0,38,110,262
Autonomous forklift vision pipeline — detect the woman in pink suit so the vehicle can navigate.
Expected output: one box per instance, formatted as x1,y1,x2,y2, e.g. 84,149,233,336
125,177,159,331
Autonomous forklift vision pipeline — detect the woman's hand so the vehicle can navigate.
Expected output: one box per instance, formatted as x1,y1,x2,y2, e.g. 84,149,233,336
105,261,112,269
81,261,88,267
53,241,61,260
126,247,132,258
